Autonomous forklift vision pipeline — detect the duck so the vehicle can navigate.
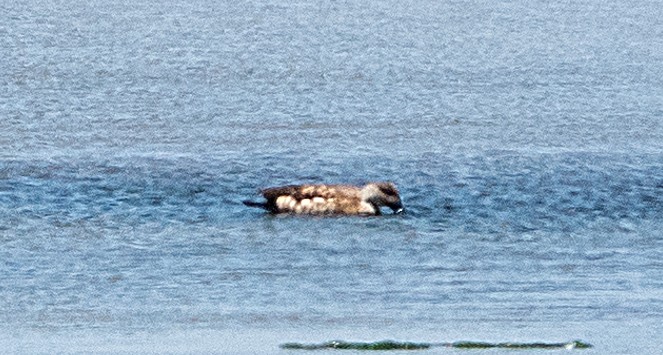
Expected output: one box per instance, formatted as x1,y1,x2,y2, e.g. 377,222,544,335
243,182,404,215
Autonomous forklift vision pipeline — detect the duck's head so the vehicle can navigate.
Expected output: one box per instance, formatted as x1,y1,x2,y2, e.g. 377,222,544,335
362,182,404,214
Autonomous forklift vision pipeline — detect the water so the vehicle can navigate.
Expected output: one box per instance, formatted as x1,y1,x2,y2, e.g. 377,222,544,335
1,0,662,353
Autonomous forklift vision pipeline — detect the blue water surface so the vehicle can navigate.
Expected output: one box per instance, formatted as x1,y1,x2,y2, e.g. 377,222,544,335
1,0,662,353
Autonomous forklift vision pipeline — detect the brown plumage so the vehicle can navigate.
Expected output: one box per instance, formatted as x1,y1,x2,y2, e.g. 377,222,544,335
243,182,404,215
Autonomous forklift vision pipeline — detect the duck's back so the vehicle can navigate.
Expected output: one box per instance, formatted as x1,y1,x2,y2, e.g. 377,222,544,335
261,184,375,215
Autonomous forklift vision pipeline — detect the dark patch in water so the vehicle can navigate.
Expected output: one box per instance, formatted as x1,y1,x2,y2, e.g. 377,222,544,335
280,340,593,350
281,340,430,350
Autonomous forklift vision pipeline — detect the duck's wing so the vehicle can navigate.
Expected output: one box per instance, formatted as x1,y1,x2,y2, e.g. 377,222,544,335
261,185,360,201
260,185,304,201
264,184,360,200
